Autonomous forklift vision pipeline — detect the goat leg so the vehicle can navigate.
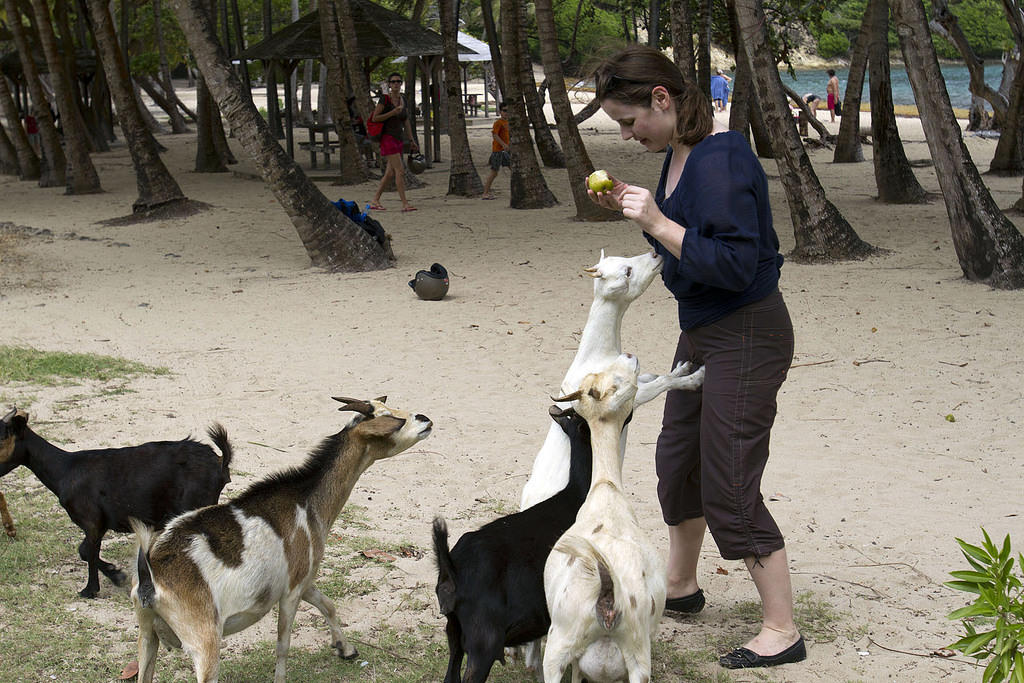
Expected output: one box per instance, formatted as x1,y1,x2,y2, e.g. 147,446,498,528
0,492,15,537
274,594,303,683
134,607,161,683
77,536,103,598
301,586,357,659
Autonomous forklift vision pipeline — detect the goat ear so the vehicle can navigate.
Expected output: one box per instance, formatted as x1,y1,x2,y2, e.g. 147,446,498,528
548,404,573,418
551,390,582,403
11,411,28,434
374,395,387,403
358,414,404,438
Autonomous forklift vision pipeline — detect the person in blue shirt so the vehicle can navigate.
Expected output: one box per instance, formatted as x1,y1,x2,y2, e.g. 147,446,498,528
710,68,731,112
587,45,804,670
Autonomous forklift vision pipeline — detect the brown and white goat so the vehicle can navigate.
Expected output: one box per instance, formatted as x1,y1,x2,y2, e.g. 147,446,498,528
130,396,433,683
543,354,666,683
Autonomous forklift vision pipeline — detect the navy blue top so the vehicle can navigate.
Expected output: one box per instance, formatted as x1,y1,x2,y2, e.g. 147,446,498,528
646,130,783,331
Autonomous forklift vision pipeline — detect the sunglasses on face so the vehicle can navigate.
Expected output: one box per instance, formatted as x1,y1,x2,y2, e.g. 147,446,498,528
389,80,403,84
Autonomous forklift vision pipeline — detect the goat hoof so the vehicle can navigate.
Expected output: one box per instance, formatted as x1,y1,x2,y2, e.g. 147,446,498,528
333,643,358,660
79,586,99,599
4,529,15,538
109,570,128,587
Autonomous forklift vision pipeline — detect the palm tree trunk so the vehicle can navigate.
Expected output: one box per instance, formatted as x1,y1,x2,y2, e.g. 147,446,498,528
670,0,697,82
170,0,395,272
833,2,870,163
890,0,1024,287
5,0,65,187
0,74,41,180
153,0,191,133
696,0,711,96
989,56,1024,174
29,0,102,194
500,0,557,208
517,3,564,168
535,0,621,220
869,0,927,203
734,0,875,261
319,0,371,184
85,0,191,214
0,121,20,175
440,0,483,195
480,0,505,99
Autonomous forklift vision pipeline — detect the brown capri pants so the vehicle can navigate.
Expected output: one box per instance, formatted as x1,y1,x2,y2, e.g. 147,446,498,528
655,289,794,561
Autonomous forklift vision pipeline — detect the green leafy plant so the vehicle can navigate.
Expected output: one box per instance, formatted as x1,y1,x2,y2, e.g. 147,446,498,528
946,529,1024,683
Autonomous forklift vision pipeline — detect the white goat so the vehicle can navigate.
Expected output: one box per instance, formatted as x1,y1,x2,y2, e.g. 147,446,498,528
129,397,432,683
519,250,704,512
543,354,666,683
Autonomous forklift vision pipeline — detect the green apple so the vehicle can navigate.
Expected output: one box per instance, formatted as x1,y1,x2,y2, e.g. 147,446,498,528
587,169,614,193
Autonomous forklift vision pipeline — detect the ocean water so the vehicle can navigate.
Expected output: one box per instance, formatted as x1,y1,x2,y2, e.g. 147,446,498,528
783,63,1006,110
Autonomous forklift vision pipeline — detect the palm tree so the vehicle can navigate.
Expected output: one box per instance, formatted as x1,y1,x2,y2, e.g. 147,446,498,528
500,0,557,208
29,0,101,194
890,0,1024,288
670,0,697,82
319,0,371,184
84,0,192,215
0,122,20,175
0,73,40,180
153,0,191,134
5,0,65,187
535,0,621,220
439,0,483,195
867,0,926,203
733,0,875,261
517,3,563,169
170,0,395,272
833,2,869,163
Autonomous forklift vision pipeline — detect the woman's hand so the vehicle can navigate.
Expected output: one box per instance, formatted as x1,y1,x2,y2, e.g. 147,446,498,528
586,174,628,211
617,183,664,231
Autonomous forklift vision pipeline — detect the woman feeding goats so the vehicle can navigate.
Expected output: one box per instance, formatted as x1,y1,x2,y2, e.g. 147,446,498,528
587,45,804,670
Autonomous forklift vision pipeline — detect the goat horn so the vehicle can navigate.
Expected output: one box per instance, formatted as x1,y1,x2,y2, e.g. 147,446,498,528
551,390,583,403
331,397,374,415
2,407,15,422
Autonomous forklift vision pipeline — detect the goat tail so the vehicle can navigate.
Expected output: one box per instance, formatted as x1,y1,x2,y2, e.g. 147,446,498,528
553,535,624,632
207,422,233,483
129,517,158,609
431,517,457,615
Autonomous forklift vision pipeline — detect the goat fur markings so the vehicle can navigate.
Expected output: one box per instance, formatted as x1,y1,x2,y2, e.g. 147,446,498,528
543,354,667,683
130,396,433,683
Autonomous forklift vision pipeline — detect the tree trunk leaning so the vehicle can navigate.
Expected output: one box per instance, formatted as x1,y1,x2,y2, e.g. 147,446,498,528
535,0,621,220
891,0,1024,288
500,0,557,209
439,0,483,196
170,0,395,272
0,74,41,180
29,0,102,195
86,0,190,214
5,0,66,187
869,0,928,203
734,0,875,262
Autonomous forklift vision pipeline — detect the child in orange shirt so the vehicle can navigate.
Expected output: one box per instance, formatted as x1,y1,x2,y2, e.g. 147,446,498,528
481,101,510,199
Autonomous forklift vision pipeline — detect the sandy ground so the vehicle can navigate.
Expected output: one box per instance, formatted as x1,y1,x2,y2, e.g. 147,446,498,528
1,90,1022,682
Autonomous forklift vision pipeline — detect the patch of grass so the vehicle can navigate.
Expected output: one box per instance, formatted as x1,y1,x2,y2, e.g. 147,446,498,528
0,345,168,385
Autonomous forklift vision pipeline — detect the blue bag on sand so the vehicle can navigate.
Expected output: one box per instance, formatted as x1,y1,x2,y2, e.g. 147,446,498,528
332,198,388,247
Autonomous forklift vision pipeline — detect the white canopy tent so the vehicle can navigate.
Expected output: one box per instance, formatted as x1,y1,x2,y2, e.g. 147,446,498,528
397,31,495,117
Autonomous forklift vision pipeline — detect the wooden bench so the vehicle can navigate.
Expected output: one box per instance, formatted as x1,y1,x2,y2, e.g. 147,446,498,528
462,93,480,117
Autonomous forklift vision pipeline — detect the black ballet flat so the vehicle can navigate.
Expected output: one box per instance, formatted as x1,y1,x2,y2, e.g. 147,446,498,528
718,636,806,669
664,589,705,614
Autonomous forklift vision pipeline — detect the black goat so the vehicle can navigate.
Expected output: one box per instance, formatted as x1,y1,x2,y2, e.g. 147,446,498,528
0,407,232,598
433,405,605,683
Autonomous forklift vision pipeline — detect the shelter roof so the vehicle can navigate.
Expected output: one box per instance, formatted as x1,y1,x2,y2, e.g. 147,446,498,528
239,0,474,62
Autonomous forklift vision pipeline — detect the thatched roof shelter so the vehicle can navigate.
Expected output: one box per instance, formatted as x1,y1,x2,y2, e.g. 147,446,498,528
239,1,474,61
239,0,479,167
